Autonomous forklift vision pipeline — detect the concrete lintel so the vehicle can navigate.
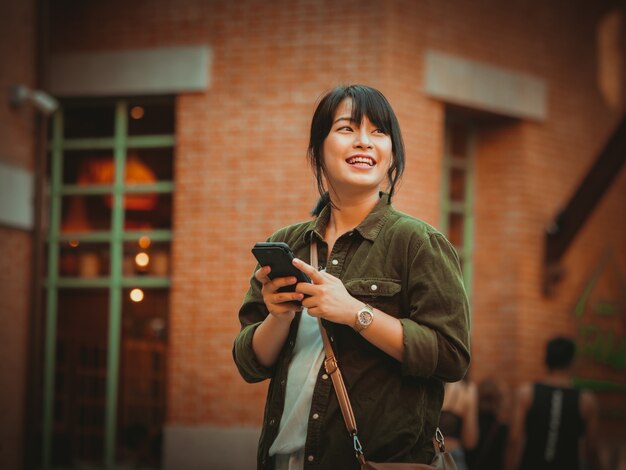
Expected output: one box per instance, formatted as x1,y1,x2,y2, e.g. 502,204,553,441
424,50,547,121
50,45,211,97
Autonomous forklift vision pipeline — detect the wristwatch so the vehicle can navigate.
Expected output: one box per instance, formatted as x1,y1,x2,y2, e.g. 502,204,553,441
354,304,374,332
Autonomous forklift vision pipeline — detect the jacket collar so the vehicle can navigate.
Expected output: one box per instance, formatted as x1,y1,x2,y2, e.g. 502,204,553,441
305,192,392,243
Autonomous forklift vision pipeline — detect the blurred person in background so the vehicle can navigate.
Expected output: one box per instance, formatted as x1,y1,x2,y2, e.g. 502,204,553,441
438,376,479,470
466,378,508,470
505,336,601,470
233,84,471,469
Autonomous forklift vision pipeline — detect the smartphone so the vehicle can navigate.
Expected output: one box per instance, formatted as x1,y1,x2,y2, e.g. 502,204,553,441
251,242,311,293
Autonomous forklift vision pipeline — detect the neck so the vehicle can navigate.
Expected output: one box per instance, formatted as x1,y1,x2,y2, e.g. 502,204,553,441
326,190,381,237
542,369,573,387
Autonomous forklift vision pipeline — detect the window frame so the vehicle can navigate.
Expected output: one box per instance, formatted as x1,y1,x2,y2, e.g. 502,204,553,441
440,116,476,297
42,97,174,469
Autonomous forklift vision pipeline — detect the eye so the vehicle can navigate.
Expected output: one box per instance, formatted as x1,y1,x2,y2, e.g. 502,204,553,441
337,125,354,132
373,128,386,134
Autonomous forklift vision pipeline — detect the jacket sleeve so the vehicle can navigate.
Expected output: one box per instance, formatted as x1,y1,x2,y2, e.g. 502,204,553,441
232,269,275,383
400,232,471,381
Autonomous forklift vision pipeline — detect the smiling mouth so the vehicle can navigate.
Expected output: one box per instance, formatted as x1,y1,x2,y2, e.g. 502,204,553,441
346,156,376,166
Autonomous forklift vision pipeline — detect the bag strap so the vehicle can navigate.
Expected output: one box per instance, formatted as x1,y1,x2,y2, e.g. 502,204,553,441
310,241,367,466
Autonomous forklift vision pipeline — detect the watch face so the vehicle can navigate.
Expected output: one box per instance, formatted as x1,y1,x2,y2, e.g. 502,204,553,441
358,309,373,326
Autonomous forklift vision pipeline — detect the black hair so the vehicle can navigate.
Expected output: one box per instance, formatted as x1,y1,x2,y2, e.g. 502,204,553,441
545,336,576,371
307,85,405,212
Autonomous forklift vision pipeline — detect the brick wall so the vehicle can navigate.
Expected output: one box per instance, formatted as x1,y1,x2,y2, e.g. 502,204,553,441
0,229,32,470
0,0,37,468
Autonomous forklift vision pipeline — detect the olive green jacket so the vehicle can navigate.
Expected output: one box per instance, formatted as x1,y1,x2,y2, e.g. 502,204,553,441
233,194,471,469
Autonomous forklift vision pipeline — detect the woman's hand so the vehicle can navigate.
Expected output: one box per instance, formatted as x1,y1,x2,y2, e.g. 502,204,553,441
252,266,304,367
292,258,362,325
292,258,405,361
254,265,305,321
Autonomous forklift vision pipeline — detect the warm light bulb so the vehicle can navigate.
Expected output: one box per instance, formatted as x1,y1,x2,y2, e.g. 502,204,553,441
68,240,80,248
138,235,151,249
130,288,144,302
130,106,144,119
135,252,150,267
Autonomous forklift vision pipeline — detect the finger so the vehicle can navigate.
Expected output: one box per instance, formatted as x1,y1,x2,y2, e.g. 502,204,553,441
292,258,325,284
271,292,305,304
254,265,272,284
300,296,316,310
267,276,298,293
295,282,317,296
270,303,303,316
305,306,322,318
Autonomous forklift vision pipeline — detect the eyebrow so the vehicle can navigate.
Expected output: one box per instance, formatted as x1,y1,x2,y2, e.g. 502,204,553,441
333,116,356,124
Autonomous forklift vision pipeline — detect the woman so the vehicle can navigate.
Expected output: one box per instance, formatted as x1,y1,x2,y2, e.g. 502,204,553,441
233,84,470,469
438,378,479,470
466,379,508,470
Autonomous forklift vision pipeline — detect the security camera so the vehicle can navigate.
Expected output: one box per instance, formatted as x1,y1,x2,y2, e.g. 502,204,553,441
9,84,59,115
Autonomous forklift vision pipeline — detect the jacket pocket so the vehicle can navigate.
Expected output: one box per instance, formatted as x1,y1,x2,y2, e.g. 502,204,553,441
345,278,402,316
345,278,401,297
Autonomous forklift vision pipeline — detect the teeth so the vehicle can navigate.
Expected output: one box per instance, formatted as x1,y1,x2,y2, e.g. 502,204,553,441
347,157,375,166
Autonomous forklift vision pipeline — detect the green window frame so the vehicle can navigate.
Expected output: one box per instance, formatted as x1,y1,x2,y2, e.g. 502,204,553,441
440,117,475,296
42,98,174,469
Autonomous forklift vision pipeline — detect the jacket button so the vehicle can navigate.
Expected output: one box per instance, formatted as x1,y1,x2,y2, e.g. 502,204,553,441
307,455,315,462
269,418,276,426
370,284,378,291
312,413,319,420
331,259,339,265
322,374,329,380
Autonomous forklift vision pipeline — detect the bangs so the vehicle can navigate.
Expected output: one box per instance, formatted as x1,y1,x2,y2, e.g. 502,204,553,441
344,86,395,134
318,85,395,133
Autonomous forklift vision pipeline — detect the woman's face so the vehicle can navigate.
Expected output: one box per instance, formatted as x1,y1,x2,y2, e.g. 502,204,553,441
321,98,392,196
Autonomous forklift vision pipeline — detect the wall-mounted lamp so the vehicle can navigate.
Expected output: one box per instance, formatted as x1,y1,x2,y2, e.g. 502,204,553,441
9,84,59,115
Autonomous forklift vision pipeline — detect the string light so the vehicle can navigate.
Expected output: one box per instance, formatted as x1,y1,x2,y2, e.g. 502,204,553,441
135,252,150,268
130,106,144,119
138,236,151,249
130,288,144,302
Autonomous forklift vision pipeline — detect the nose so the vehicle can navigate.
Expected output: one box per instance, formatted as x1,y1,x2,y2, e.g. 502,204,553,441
353,128,373,149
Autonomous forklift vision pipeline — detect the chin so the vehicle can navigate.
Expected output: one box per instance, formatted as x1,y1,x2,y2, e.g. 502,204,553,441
334,180,382,194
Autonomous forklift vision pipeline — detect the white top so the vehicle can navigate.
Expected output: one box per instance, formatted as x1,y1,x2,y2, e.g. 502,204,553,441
269,307,324,456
